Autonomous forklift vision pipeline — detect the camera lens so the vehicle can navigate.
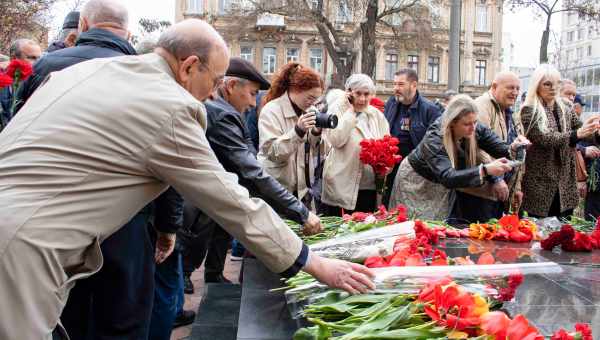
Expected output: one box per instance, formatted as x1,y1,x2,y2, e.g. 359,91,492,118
315,112,338,129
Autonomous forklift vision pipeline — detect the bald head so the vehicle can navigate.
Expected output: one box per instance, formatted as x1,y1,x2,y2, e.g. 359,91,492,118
156,19,230,102
81,0,128,29
157,19,228,64
490,71,520,110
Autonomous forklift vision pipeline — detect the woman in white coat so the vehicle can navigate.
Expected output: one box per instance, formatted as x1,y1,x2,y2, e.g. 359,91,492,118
321,74,390,215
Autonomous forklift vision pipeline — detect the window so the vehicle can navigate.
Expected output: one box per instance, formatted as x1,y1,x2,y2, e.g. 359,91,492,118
407,55,419,71
476,4,488,32
588,45,593,57
286,47,299,63
427,56,440,83
262,47,276,74
240,46,253,61
385,53,398,81
309,48,323,73
476,60,487,85
577,47,584,59
567,31,574,42
595,67,600,86
578,28,585,40
587,68,594,87
336,0,351,23
187,0,203,14
309,0,319,9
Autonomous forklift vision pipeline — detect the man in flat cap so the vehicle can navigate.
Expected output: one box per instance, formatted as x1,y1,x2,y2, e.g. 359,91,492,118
176,57,322,290
0,19,373,340
47,11,80,53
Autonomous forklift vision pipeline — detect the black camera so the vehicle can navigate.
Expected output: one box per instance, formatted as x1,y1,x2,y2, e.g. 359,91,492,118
315,112,338,129
307,108,338,129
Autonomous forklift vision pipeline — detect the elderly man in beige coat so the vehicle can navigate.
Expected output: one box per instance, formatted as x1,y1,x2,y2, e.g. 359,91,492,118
0,19,374,340
474,71,524,212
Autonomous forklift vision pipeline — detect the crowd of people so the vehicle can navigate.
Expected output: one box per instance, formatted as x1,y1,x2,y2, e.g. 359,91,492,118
0,0,599,339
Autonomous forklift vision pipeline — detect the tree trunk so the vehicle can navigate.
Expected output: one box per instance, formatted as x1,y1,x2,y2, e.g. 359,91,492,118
539,14,552,64
314,22,354,88
360,0,379,78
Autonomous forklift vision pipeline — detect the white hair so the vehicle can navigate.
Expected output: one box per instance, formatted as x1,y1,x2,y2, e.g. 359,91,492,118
345,73,376,93
81,0,129,28
523,64,566,133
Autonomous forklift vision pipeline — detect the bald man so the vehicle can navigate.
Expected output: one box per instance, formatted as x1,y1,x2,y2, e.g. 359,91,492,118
0,19,374,339
457,72,524,218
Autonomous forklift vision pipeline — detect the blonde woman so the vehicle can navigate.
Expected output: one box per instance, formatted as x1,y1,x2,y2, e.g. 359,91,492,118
520,64,600,218
389,94,530,220
321,74,390,215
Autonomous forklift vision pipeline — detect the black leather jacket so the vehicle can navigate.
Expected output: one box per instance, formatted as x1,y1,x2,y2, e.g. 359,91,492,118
205,96,309,224
408,117,512,189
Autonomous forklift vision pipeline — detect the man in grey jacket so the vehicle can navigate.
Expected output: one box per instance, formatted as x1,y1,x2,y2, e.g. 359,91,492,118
0,19,373,340
181,58,321,289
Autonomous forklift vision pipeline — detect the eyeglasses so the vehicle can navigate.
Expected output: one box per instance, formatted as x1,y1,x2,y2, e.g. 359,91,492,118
198,62,224,91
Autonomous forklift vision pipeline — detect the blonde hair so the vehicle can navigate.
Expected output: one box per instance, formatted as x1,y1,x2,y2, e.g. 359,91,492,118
441,94,479,168
523,64,566,133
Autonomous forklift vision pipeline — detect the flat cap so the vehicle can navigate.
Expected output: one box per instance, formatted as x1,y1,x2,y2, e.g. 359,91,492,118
226,57,270,90
63,11,80,29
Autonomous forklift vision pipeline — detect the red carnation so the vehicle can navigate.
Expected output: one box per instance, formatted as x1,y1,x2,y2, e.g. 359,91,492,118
559,225,575,244
575,323,593,340
6,59,33,81
0,73,13,88
541,231,562,250
551,329,574,340
573,232,593,252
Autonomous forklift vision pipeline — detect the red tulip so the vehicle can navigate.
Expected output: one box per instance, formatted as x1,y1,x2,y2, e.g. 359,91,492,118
481,311,511,339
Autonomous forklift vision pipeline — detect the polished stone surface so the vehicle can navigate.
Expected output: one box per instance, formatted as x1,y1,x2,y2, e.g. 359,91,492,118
191,283,241,340
236,240,600,339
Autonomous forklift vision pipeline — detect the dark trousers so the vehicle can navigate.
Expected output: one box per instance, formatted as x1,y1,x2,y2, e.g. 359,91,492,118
321,190,378,216
60,209,155,340
180,208,231,278
529,190,574,219
448,191,504,226
584,190,600,221
148,248,185,340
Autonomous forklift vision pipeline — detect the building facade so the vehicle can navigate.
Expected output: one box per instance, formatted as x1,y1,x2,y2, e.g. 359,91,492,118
556,9,600,116
175,0,504,100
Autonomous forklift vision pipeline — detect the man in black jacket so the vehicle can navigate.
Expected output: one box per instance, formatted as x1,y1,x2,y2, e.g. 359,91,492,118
13,1,184,339
180,58,321,290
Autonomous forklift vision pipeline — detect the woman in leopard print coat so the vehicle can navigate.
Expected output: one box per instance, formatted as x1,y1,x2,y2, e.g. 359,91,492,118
520,64,600,217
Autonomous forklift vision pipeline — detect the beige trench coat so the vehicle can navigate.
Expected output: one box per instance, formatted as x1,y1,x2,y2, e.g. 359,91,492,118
322,100,390,210
258,93,326,206
0,53,303,339
473,91,525,206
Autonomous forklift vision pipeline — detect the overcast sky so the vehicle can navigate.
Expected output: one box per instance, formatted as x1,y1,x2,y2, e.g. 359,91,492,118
49,0,555,68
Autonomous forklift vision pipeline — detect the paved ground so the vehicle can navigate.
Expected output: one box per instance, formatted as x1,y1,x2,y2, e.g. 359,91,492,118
170,253,242,340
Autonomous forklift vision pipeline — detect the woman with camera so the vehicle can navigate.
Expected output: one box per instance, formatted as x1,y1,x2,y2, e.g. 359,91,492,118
258,63,327,210
320,74,390,215
389,94,531,220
